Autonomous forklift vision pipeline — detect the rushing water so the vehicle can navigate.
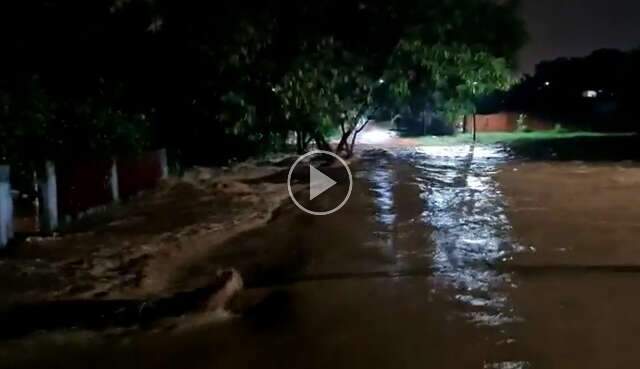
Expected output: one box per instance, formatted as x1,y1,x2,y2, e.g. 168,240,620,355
6,143,640,368
362,146,520,322
354,145,527,367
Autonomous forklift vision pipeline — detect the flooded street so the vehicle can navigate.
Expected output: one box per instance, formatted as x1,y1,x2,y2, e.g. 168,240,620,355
4,143,640,369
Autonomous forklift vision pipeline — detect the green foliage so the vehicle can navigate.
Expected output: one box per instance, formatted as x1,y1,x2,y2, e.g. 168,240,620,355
0,88,149,163
0,0,528,163
384,41,514,124
0,80,52,162
277,39,373,144
80,107,150,158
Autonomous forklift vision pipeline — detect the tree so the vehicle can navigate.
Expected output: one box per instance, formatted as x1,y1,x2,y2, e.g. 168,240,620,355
0,78,52,163
385,40,514,140
0,0,527,164
276,38,375,155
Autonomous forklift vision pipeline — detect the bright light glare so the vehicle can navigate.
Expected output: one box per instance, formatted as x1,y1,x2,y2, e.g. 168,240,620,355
358,128,392,144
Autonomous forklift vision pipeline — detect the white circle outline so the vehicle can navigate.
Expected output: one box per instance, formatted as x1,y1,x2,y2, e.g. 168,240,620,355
287,150,353,216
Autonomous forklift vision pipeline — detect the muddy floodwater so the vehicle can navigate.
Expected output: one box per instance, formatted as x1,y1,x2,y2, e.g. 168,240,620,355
4,144,640,369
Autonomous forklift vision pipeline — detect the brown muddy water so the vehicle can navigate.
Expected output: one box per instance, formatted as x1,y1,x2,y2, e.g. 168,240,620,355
3,144,640,369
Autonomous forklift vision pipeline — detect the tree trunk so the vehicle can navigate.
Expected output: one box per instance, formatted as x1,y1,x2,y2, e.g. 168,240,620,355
346,119,371,158
337,106,371,156
336,128,353,155
296,131,305,154
313,133,332,152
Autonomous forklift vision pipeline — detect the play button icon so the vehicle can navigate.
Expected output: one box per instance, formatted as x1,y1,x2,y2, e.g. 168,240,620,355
287,150,353,216
309,165,337,200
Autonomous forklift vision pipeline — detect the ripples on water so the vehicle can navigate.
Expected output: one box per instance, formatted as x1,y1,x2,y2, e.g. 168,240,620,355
362,145,522,327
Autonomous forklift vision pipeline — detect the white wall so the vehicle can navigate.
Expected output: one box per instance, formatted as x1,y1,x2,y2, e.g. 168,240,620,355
0,165,14,247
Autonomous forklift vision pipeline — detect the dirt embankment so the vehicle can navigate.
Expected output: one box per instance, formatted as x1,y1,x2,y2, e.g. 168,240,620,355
0,159,297,307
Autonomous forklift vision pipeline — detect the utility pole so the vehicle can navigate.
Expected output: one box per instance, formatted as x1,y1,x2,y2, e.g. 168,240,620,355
472,81,478,143
473,112,477,142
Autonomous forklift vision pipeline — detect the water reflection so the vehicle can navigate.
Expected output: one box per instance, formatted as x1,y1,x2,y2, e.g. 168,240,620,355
6,142,640,368
367,145,521,327
360,151,396,227
360,150,433,271
419,145,518,325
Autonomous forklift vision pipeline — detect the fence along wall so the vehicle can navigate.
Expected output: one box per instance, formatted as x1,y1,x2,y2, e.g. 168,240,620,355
56,149,168,218
57,158,113,217
117,150,167,199
1,149,168,240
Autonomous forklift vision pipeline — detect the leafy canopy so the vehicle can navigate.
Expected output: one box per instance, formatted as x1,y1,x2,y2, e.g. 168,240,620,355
0,0,527,163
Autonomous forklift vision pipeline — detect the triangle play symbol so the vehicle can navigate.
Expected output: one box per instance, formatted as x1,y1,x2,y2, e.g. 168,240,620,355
309,165,337,200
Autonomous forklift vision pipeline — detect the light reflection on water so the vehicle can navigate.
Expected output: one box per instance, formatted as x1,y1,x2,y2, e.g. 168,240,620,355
364,145,522,327
360,153,396,227
416,144,519,326
6,143,640,369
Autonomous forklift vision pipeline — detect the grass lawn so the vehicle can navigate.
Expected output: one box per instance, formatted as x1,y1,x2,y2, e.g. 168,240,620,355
411,130,640,161
414,131,632,146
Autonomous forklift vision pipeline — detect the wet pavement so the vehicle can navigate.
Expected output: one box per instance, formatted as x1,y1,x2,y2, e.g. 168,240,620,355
3,143,640,368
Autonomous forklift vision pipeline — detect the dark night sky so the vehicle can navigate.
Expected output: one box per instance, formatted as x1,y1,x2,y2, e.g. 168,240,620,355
518,0,640,73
